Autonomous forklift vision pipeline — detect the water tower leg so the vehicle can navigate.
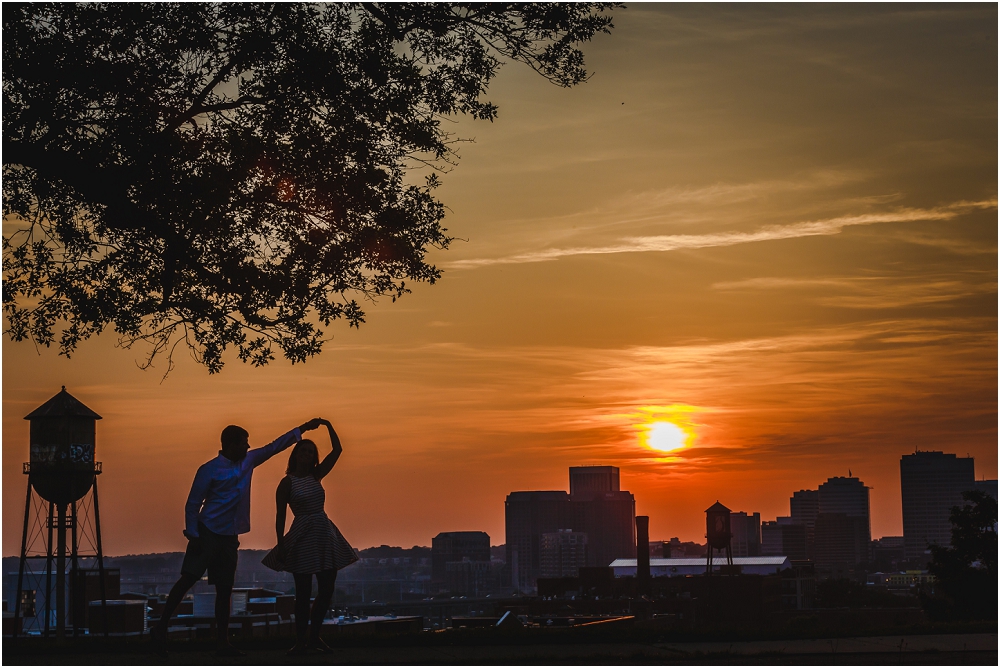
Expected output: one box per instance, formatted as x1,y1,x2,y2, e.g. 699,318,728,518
45,502,54,637
56,503,67,639
70,501,79,637
14,482,32,639
92,477,109,637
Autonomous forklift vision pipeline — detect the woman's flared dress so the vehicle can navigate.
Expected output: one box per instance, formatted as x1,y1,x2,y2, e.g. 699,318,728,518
262,474,358,574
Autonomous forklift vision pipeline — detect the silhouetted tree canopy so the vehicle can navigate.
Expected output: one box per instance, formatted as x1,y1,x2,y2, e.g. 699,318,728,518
3,3,617,372
922,490,997,621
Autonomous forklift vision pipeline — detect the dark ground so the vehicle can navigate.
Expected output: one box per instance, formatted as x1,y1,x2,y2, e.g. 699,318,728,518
4,632,996,666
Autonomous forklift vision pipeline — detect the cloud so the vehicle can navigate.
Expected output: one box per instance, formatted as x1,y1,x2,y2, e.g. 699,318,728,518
712,274,997,309
445,199,997,269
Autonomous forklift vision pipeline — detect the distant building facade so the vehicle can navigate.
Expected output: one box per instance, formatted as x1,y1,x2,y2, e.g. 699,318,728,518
730,511,762,558
505,491,571,592
540,529,588,578
761,517,807,560
505,466,636,591
610,556,790,578
790,489,819,558
871,536,905,572
900,452,975,563
431,531,490,593
814,476,871,574
443,559,493,597
569,466,620,498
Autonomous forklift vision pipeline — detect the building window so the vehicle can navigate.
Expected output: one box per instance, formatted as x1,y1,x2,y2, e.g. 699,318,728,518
20,590,36,618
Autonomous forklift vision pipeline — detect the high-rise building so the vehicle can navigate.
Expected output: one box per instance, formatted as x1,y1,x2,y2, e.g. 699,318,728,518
814,513,869,576
730,511,761,557
431,531,491,592
760,517,807,560
504,491,570,592
819,476,871,519
540,529,588,578
814,476,871,573
791,490,820,526
568,466,635,569
569,466,620,498
790,489,819,558
505,466,636,591
900,452,975,563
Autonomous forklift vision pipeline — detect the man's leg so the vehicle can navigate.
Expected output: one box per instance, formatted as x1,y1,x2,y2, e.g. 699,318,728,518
214,583,233,648
150,573,200,651
207,529,244,655
308,569,337,648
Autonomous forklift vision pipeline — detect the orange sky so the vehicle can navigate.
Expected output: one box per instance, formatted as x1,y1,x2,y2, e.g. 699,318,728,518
4,5,997,556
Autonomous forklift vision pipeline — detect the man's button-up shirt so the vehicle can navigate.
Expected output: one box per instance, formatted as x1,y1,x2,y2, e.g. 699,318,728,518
185,428,301,537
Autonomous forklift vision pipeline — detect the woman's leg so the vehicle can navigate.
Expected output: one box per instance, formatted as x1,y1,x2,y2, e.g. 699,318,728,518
308,569,337,645
292,572,313,646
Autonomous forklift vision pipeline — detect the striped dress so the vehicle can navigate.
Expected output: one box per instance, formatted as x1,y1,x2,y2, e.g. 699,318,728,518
262,474,358,574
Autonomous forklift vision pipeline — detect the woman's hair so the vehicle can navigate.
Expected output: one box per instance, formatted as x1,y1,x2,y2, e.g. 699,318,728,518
286,439,318,474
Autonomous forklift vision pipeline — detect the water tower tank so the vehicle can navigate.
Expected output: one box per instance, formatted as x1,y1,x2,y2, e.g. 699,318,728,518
705,501,732,550
24,387,102,505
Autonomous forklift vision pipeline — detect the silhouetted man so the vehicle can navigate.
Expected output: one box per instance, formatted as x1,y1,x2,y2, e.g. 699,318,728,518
151,418,324,656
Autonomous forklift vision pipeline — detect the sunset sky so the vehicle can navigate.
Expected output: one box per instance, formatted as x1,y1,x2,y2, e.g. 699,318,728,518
4,4,997,557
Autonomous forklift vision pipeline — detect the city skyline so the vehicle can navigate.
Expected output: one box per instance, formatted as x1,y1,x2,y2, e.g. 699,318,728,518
4,4,997,556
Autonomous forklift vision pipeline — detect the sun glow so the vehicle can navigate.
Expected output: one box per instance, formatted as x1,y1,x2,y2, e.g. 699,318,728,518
627,404,704,455
646,421,688,452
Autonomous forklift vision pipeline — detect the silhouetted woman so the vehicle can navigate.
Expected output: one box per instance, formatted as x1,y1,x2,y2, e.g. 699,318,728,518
262,419,358,654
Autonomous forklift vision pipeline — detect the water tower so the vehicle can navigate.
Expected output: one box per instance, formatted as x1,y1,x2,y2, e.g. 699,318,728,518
705,501,733,573
14,387,109,638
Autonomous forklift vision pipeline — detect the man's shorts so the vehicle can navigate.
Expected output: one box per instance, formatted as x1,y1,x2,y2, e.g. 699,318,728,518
180,523,239,589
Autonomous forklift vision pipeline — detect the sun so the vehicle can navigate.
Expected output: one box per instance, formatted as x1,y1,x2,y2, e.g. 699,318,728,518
646,421,688,452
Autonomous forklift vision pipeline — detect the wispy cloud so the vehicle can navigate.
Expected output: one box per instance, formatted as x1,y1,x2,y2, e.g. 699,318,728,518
712,274,997,309
445,199,996,269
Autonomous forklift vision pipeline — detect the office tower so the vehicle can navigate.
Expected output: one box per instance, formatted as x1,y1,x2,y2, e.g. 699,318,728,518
568,466,636,569
900,451,975,562
569,490,636,569
814,513,869,575
790,489,819,557
505,466,637,591
814,476,871,573
569,466,620,498
540,529,588,578
504,491,570,591
760,517,807,560
791,489,820,526
761,520,782,556
431,531,491,590
730,511,762,557
819,476,870,519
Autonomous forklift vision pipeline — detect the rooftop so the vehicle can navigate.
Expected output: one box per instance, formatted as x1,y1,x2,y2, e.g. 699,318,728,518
610,556,790,567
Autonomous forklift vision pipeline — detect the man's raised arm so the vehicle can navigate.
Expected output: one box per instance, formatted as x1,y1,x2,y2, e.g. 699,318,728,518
246,418,324,468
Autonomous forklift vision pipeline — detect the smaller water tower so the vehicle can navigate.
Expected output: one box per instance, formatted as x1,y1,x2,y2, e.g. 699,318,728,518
705,501,733,573
15,387,109,639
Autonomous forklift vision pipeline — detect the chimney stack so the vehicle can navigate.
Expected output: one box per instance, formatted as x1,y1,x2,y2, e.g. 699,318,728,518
635,515,651,591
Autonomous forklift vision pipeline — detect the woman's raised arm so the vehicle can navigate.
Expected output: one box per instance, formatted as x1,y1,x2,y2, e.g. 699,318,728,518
314,420,343,480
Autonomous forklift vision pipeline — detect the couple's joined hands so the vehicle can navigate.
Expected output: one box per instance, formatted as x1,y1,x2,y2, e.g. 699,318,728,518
298,417,332,433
